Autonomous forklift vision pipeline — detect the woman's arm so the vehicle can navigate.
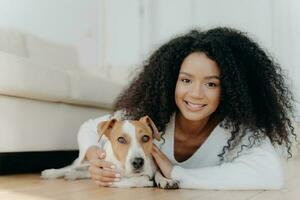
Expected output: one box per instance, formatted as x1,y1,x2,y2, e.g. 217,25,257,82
153,140,285,190
172,145,284,190
77,114,111,163
76,114,122,186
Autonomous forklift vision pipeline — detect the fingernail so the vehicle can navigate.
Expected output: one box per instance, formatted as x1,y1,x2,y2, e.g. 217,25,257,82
110,165,115,169
115,174,121,178
100,153,105,158
114,178,120,182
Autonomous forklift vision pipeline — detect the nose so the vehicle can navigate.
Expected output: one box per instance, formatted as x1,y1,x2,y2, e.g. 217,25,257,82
191,84,204,98
131,157,144,170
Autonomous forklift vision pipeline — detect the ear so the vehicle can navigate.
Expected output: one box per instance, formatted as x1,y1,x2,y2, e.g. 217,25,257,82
139,115,161,141
97,119,117,139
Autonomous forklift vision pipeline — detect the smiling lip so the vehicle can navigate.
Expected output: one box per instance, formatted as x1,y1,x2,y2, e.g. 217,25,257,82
184,101,207,111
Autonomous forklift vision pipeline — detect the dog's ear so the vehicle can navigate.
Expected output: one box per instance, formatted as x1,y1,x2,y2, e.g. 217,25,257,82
97,119,117,139
139,115,160,141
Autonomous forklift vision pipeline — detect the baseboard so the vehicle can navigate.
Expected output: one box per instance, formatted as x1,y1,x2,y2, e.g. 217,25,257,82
0,150,78,174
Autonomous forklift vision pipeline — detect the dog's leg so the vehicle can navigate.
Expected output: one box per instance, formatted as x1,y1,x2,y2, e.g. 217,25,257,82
64,165,90,180
154,171,179,189
41,165,73,179
41,159,90,180
111,176,154,188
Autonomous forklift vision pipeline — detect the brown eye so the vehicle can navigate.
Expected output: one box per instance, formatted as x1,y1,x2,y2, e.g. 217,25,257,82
206,82,217,87
117,137,127,144
181,78,191,84
141,135,150,143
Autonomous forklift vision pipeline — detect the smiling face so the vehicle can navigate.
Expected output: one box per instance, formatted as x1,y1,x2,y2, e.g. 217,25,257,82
175,52,221,122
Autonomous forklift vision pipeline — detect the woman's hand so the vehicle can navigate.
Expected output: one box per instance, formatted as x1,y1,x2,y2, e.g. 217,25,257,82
85,146,121,187
151,144,174,179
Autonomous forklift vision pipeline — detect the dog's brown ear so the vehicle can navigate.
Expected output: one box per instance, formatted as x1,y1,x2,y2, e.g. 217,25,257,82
139,115,160,141
97,119,117,139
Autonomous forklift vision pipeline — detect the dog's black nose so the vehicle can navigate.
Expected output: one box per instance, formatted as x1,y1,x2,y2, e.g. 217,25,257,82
131,157,144,170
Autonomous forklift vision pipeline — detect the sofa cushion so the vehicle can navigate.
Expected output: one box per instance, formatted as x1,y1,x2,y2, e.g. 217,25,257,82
0,51,124,109
66,70,124,109
0,29,27,57
25,34,79,71
0,51,70,101
109,65,137,85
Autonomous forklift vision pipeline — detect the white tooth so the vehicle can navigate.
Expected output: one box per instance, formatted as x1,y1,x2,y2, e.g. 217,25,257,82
187,102,203,108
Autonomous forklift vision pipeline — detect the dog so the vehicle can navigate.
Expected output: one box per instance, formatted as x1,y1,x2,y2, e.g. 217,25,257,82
41,115,179,189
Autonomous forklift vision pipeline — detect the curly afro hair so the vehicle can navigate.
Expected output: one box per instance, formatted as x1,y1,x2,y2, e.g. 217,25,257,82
113,27,296,159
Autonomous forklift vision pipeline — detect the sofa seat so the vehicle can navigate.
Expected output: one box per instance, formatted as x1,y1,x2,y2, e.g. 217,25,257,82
0,51,124,109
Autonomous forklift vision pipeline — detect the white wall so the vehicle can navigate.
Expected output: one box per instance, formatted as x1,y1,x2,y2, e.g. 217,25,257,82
192,0,273,49
136,0,274,55
103,0,141,67
272,0,300,119
0,0,102,72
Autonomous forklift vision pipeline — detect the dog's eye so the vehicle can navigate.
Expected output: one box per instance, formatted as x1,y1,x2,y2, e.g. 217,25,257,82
141,135,150,143
117,137,127,144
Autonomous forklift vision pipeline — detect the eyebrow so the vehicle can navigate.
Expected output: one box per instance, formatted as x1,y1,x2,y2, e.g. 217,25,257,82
179,72,220,80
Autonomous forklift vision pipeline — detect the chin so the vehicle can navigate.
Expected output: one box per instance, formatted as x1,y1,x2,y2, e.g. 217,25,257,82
181,111,210,121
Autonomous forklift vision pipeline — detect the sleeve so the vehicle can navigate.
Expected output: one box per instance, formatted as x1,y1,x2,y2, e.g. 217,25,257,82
76,114,112,164
171,139,286,190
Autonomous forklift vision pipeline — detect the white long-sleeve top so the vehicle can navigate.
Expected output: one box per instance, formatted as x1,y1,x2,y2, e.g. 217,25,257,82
77,113,285,190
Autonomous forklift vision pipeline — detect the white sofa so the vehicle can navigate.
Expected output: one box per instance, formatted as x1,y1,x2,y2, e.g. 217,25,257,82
0,29,126,173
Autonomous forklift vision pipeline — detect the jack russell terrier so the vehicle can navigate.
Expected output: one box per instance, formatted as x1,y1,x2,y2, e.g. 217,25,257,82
41,116,179,189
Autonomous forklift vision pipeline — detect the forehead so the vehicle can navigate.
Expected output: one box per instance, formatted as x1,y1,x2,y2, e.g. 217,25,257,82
180,52,220,77
113,121,152,137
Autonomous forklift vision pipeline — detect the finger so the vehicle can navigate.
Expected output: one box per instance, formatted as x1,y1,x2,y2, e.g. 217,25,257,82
152,146,166,159
152,150,170,167
151,151,172,178
90,158,116,169
102,169,121,178
96,149,106,159
91,171,120,182
92,174,120,182
95,180,113,187
152,144,162,154
89,166,120,178
151,150,162,165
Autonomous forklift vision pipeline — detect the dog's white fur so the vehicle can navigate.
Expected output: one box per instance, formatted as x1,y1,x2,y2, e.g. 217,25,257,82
41,117,179,189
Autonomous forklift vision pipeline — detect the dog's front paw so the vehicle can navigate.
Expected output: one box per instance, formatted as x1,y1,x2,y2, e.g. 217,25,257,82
64,170,80,180
41,169,62,179
154,171,179,189
156,178,179,189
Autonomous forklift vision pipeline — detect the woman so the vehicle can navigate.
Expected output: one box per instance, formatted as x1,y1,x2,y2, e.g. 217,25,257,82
78,27,296,190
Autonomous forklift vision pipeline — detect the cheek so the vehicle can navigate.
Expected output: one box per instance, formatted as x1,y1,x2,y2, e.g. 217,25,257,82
175,84,186,101
206,88,221,107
